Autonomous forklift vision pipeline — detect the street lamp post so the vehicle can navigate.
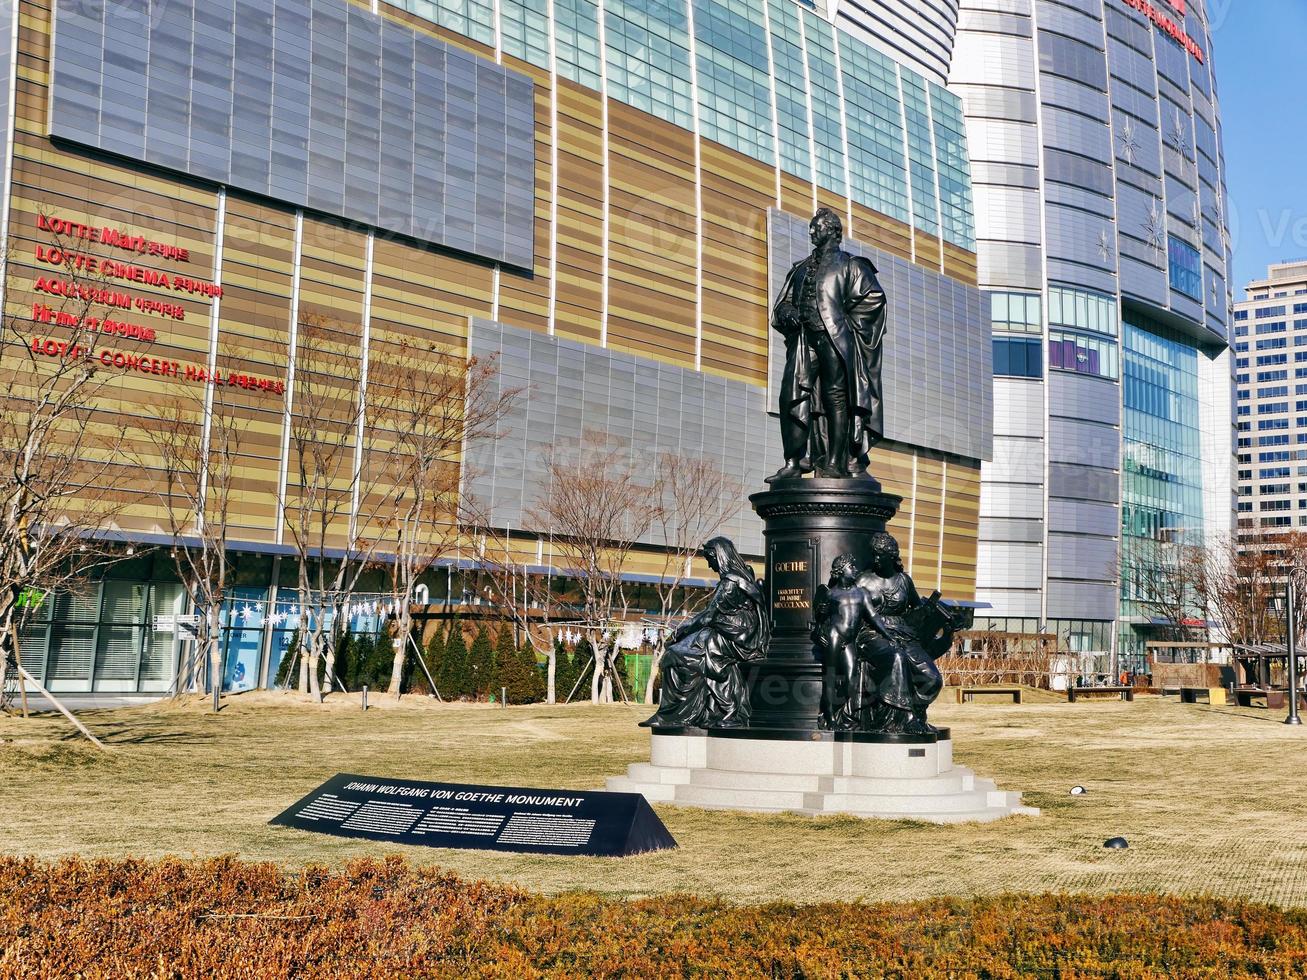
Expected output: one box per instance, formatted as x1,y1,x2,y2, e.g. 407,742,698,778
1286,579,1301,726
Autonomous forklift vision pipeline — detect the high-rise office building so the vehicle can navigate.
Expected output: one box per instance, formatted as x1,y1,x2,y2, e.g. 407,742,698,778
950,0,1236,672
1233,263,1307,538
6,0,992,697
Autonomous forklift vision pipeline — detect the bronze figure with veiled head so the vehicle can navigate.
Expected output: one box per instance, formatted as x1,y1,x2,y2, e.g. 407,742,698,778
643,536,770,729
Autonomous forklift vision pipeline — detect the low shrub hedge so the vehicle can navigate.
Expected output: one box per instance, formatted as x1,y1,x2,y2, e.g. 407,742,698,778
1,855,1305,977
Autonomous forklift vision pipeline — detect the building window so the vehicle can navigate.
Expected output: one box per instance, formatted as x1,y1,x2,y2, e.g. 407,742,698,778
693,0,777,167
991,292,1042,334
17,579,184,693
1049,329,1119,379
1258,305,1288,318
1167,236,1202,300
1048,286,1118,337
603,0,695,129
993,337,1042,378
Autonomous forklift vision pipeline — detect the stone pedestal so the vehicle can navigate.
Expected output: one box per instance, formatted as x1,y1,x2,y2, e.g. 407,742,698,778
606,730,1039,823
745,477,901,730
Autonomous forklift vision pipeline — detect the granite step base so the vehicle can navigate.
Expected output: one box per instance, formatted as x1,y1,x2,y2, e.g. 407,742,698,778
606,733,1039,824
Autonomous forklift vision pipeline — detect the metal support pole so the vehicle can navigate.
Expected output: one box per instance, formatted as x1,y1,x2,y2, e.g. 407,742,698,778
501,685,506,708
1287,580,1301,726
15,663,107,751
362,685,368,712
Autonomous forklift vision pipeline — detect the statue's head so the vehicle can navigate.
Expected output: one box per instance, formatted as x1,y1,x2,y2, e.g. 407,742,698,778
810,207,844,249
868,532,903,575
831,553,860,585
703,536,751,581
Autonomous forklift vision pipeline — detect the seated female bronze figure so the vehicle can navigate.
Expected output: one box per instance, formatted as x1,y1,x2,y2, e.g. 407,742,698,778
643,537,770,729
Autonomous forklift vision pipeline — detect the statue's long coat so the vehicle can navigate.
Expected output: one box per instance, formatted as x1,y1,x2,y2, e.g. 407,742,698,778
772,249,888,458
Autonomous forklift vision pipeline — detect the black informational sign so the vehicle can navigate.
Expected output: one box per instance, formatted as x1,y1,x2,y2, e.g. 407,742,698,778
270,773,677,857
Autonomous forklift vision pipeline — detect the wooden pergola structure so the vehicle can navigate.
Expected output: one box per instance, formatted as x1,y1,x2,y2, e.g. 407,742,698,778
942,630,1071,690
1145,640,1235,692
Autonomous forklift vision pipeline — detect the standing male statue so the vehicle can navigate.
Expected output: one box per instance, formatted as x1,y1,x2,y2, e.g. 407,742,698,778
767,208,888,482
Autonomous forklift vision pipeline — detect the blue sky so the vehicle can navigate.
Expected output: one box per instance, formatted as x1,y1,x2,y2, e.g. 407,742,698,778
1213,0,1307,295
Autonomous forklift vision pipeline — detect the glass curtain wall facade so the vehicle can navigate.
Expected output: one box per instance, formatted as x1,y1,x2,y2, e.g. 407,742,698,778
1119,314,1206,668
951,0,1235,674
6,0,989,696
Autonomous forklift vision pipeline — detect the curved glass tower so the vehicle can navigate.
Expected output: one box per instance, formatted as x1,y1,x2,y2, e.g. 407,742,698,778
950,0,1236,671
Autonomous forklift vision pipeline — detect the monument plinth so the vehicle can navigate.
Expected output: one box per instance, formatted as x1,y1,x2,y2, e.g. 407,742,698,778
744,477,901,731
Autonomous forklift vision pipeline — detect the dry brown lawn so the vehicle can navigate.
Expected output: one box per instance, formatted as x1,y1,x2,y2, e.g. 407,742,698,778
2,691,1304,906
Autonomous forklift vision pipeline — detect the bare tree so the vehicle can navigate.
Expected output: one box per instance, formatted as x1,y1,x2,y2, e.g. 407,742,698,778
0,224,135,736
469,451,742,706
1207,531,1307,651
525,437,660,704
938,629,1060,689
1196,533,1282,648
145,377,248,709
643,452,745,702
370,344,514,697
1122,532,1208,647
469,524,562,702
281,313,396,701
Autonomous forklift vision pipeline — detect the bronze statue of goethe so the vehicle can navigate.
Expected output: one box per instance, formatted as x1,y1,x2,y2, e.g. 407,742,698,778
768,208,887,482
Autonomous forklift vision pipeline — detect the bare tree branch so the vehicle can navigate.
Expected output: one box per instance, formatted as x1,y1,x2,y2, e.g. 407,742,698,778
0,221,138,699
522,434,659,704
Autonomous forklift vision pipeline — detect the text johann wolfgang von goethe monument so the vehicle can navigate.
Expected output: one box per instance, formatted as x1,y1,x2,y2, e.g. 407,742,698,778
610,209,1038,822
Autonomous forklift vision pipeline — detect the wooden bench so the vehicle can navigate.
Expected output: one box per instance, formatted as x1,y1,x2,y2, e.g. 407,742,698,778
1233,688,1307,709
1067,686,1134,703
957,687,1022,704
1179,686,1226,705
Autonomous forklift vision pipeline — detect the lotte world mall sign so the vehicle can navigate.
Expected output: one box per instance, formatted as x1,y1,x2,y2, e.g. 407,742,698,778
1122,0,1206,65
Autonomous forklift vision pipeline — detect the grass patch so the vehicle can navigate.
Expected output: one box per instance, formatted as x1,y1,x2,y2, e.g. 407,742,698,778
3,692,1307,907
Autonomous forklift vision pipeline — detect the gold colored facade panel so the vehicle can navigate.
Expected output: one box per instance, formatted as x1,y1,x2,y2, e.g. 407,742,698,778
913,231,943,272
942,241,979,287
850,202,913,263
